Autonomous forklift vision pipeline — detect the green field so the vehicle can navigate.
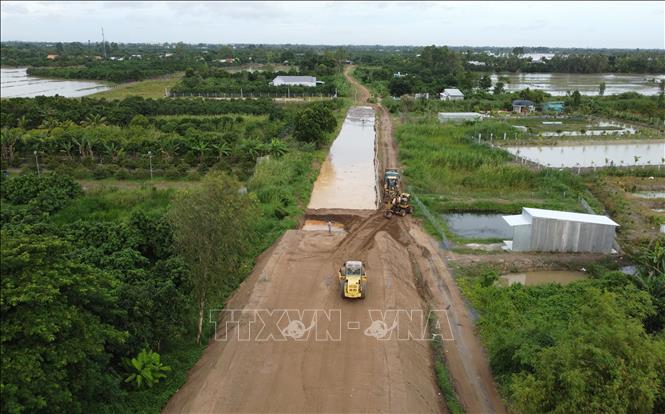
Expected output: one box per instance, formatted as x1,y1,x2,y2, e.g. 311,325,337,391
91,73,183,99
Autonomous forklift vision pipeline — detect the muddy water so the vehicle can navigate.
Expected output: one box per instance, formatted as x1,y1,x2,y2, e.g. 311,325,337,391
307,106,377,210
491,73,665,96
505,141,665,168
633,191,665,199
443,213,513,239
499,270,588,287
1,67,110,98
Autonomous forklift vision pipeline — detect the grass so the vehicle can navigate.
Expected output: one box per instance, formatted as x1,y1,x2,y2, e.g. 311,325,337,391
396,117,607,244
91,73,183,99
428,310,465,414
51,186,175,224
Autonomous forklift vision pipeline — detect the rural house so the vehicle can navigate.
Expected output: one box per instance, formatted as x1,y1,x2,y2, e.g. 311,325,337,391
270,76,318,87
440,88,464,101
502,207,619,253
512,99,535,113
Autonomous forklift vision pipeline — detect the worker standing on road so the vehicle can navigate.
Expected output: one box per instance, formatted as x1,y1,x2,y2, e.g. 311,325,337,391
327,220,332,234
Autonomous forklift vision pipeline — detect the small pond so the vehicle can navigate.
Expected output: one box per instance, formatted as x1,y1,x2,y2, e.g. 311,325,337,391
504,141,665,168
633,191,665,199
498,270,588,287
443,213,513,239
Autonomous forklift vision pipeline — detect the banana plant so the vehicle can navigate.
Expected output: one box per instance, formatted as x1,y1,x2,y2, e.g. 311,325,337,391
212,141,232,160
124,349,171,389
80,113,107,127
190,140,209,163
268,138,288,157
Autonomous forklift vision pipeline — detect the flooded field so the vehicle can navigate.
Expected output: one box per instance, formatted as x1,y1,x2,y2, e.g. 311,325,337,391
499,270,588,287
443,213,513,239
633,192,665,199
307,106,377,210
1,67,110,98
491,72,665,96
504,141,665,168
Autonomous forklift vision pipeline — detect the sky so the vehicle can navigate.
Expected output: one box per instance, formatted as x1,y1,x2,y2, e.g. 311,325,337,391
1,1,664,49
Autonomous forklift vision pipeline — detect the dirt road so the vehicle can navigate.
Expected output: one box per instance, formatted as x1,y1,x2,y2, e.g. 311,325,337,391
163,66,505,414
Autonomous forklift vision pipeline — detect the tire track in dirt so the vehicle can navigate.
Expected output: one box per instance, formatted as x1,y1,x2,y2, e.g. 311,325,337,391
344,64,506,413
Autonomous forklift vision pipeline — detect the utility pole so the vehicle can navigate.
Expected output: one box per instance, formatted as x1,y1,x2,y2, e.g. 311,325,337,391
101,27,107,59
34,151,40,175
148,151,153,180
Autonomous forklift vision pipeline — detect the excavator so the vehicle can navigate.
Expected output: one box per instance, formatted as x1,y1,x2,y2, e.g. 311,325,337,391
338,260,367,299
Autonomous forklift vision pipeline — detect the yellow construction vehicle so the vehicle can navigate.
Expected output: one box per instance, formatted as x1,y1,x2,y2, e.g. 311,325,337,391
384,192,413,218
382,169,400,202
338,260,367,299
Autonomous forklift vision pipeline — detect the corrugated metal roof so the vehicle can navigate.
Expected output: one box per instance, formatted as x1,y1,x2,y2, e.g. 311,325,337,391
503,214,530,226
524,207,619,226
272,76,316,82
443,88,464,96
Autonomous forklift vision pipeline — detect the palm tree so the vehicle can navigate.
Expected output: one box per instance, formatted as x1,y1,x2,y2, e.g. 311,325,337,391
0,128,20,164
80,114,107,127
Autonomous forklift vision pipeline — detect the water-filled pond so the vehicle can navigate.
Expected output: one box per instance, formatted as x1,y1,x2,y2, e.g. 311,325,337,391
498,270,588,287
633,192,665,199
443,213,513,239
1,67,110,98
307,106,377,210
491,73,665,96
504,141,665,168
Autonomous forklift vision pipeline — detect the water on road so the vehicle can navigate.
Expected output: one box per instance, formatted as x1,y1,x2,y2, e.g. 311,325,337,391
308,106,378,210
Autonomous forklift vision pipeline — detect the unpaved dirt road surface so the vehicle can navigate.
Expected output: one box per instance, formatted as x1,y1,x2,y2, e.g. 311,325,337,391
164,66,505,414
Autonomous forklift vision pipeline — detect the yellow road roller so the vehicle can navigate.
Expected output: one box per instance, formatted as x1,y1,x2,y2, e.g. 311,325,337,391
338,260,367,299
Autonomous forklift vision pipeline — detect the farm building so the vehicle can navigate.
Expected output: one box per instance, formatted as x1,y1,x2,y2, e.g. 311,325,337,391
502,207,619,253
438,112,485,123
440,88,465,101
512,99,535,113
270,76,318,87
542,101,565,113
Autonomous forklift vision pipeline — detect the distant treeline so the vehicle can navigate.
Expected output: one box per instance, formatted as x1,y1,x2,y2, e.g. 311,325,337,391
26,61,196,83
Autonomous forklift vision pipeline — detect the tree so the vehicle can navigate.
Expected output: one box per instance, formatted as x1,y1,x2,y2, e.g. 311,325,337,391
599,81,606,96
388,78,412,97
571,90,582,108
124,349,171,389
479,74,492,91
493,82,505,95
293,104,336,147
1,233,125,413
167,173,259,343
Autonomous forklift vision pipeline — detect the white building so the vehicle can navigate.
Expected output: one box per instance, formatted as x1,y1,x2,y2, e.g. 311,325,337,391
438,112,485,123
440,88,464,101
503,207,619,253
270,76,317,87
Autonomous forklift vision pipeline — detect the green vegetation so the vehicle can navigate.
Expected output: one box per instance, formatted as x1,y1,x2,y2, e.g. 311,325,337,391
1,65,346,411
429,312,465,414
456,240,665,413
91,74,183,100
396,118,596,210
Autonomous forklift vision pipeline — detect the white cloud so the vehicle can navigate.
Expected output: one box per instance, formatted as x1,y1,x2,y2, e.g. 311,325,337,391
1,1,662,48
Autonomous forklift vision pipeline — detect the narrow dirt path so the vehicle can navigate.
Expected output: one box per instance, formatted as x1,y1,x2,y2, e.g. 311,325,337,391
345,65,507,414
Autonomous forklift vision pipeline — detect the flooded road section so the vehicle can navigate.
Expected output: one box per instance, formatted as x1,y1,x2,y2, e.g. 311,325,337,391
307,106,378,210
